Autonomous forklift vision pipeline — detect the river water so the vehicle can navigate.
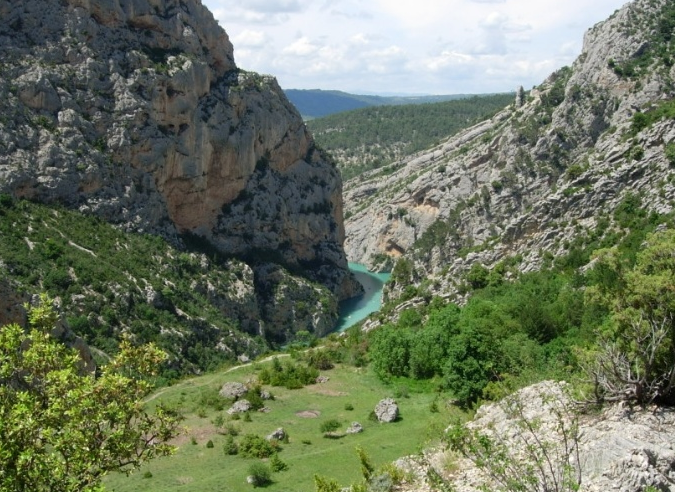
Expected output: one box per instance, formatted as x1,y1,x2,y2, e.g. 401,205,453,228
335,263,391,331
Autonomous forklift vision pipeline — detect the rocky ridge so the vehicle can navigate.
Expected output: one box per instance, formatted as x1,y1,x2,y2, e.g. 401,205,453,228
0,0,360,345
344,0,675,313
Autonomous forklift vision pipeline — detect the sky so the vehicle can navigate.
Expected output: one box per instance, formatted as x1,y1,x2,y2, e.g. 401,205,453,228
202,0,629,95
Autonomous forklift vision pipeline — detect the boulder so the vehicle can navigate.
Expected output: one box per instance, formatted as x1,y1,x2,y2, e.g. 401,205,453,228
219,382,247,399
266,428,286,441
346,422,364,434
374,398,399,423
226,399,251,415
260,390,273,400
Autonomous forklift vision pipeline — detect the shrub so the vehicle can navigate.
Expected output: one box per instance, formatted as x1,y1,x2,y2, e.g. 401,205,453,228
247,462,272,487
270,453,289,472
224,435,238,455
238,434,277,459
206,440,214,449
320,419,341,433
224,423,240,436
344,403,354,411
314,475,341,492
665,142,675,166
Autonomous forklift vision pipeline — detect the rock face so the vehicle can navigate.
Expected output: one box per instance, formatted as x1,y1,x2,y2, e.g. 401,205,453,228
344,0,675,313
397,382,675,492
374,398,399,423
0,0,360,343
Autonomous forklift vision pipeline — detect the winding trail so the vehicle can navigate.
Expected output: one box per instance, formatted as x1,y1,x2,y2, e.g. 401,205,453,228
145,353,291,403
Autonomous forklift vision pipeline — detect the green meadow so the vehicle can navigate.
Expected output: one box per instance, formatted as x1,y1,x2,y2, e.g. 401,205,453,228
104,359,459,492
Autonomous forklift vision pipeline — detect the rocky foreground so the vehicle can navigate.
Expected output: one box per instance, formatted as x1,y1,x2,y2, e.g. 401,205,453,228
397,382,675,492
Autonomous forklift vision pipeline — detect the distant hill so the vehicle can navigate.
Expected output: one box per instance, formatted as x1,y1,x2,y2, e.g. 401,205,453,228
284,89,478,119
307,93,514,180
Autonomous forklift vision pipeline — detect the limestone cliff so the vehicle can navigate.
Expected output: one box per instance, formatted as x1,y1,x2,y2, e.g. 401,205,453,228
0,0,360,342
344,0,675,316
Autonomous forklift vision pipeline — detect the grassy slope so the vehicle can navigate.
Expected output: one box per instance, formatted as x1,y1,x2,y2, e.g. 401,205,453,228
105,361,460,491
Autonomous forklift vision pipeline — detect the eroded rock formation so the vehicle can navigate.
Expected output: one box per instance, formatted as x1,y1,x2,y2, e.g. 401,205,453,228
344,0,675,317
0,0,360,344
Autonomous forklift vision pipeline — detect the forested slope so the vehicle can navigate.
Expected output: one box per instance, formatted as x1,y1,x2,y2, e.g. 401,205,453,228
308,94,514,180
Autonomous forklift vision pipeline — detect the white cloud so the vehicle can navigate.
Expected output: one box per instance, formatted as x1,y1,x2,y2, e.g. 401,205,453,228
203,0,629,94
244,0,303,13
231,30,269,48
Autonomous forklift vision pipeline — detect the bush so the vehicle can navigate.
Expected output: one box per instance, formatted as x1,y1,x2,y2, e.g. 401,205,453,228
224,435,238,455
238,434,278,459
665,142,675,166
320,419,341,433
270,453,288,472
206,440,214,449
247,462,272,487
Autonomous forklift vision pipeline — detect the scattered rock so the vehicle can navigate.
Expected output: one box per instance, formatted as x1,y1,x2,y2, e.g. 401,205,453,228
258,406,271,413
374,398,399,423
266,428,286,441
316,375,330,383
226,399,251,415
260,390,273,400
346,422,364,434
219,382,247,399
238,354,250,363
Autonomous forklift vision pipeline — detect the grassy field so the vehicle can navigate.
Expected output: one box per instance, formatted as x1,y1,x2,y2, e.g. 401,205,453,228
104,359,461,492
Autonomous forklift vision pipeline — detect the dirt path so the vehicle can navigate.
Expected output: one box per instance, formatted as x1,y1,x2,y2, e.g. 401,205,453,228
145,353,291,402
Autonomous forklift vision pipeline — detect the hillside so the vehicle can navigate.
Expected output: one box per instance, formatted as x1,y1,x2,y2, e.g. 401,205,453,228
0,0,360,361
0,198,347,375
284,89,477,119
4,0,675,490
344,0,675,309
307,94,514,180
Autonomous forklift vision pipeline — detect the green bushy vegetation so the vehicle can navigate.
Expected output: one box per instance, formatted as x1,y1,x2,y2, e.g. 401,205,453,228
609,1,675,80
370,196,675,407
257,357,320,389
0,296,182,491
308,94,514,180
0,196,264,378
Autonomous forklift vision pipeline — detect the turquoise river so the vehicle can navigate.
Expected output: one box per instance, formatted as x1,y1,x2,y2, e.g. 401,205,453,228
335,263,391,331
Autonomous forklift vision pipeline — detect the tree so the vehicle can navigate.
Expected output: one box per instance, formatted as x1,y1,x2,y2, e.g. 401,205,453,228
0,294,182,491
368,324,412,379
584,230,675,404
